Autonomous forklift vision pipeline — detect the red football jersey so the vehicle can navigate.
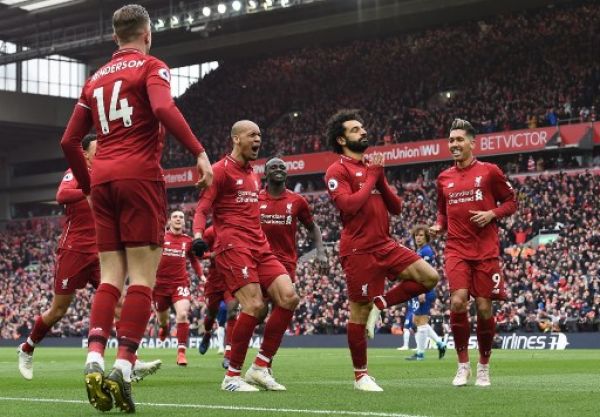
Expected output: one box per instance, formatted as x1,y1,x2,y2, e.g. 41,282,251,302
56,169,96,254
436,159,518,260
61,48,204,194
193,155,269,252
259,188,313,265
155,231,203,286
325,155,401,257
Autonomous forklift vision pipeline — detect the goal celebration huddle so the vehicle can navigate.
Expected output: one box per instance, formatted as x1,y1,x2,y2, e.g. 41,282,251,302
16,4,517,413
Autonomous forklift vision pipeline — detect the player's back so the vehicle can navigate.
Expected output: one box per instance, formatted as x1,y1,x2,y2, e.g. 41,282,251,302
80,49,170,186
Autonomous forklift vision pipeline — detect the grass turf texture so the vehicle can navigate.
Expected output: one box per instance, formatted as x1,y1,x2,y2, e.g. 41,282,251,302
1,347,598,417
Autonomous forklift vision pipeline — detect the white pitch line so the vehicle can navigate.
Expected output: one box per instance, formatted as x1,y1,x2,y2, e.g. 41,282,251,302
0,396,428,417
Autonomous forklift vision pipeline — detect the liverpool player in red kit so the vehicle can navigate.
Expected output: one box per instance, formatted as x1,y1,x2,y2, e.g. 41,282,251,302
193,225,239,368
18,135,99,380
324,110,439,391
194,120,299,392
430,119,517,387
60,5,212,413
154,210,204,366
259,157,327,281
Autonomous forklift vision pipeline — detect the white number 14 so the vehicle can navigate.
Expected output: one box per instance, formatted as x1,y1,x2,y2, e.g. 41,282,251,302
92,80,133,134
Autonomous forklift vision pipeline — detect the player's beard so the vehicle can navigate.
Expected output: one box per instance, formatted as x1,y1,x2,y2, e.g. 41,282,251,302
346,137,369,153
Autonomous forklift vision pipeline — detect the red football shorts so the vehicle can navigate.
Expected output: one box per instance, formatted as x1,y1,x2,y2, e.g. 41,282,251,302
54,249,100,295
205,271,234,310
153,282,191,312
279,259,297,282
341,243,421,303
216,247,288,294
91,180,167,252
445,256,506,300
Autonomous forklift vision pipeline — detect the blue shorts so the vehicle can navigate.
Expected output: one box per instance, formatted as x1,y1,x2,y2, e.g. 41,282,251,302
403,310,414,328
412,290,436,316
217,300,227,326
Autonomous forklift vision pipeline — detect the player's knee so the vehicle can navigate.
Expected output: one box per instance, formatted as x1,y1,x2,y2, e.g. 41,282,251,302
424,269,440,289
450,299,468,313
279,291,300,310
244,298,265,317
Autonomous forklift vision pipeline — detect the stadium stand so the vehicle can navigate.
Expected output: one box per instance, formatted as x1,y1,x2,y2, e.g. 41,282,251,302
2,171,598,339
161,1,600,168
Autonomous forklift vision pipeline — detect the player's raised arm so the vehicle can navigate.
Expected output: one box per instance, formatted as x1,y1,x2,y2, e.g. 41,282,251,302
146,62,213,187
60,101,94,195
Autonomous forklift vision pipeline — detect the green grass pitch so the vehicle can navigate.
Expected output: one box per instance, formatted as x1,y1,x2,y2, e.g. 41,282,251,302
1,347,598,417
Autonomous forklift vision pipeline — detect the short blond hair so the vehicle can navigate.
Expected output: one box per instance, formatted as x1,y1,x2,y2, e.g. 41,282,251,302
113,4,150,43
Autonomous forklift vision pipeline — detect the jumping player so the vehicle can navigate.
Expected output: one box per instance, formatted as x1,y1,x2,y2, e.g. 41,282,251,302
324,110,439,391
18,135,99,380
193,120,299,392
60,4,212,412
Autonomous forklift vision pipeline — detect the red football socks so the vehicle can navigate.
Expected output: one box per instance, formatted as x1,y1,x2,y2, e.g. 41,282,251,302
254,306,294,368
117,285,152,364
375,281,428,309
226,312,258,376
177,322,189,350
22,316,52,353
450,311,470,363
477,316,496,365
225,316,237,348
88,283,121,355
347,322,368,380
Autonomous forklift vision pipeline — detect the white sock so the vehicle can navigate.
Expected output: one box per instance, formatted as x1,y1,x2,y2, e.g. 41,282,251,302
426,324,442,344
217,326,225,349
86,351,105,370
416,325,428,354
403,328,411,347
114,359,132,382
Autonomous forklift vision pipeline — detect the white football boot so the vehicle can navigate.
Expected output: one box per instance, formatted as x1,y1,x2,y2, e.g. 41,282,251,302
221,375,260,392
452,363,471,387
245,365,286,391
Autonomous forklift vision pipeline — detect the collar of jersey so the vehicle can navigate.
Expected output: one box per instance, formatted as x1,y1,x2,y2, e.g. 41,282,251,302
263,186,288,200
455,158,478,171
226,154,253,172
340,154,363,166
112,48,144,58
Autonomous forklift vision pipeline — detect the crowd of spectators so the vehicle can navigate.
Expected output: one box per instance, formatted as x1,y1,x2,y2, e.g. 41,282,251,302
161,1,600,168
1,171,598,340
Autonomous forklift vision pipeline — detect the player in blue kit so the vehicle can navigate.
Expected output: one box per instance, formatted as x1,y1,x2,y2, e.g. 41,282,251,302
405,225,447,361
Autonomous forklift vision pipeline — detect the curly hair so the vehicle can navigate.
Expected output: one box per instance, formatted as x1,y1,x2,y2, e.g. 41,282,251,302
325,109,364,154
